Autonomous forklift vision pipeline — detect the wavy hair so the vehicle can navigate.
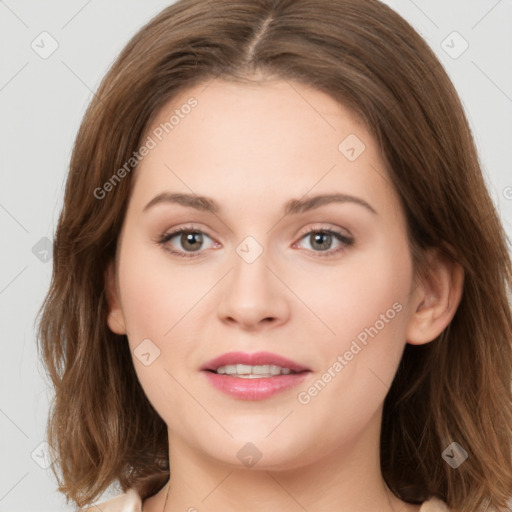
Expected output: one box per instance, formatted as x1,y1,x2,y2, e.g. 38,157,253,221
36,0,512,510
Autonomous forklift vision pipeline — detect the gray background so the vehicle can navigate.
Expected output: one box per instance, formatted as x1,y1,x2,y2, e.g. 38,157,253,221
1,1,511,510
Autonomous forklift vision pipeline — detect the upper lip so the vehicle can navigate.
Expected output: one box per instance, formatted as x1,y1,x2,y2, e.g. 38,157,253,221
201,351,311,373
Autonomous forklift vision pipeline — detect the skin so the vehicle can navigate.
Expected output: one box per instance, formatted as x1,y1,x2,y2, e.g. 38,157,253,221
105,77,464,512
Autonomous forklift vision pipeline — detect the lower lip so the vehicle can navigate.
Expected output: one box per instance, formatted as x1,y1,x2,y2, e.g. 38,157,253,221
202,371,310,400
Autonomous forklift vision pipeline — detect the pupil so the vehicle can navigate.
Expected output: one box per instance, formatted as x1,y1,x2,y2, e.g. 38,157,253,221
312,232,331,251
182,231,202,251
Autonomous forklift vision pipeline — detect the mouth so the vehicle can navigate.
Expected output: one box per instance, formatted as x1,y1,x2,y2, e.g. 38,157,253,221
200,351,311,400
207,363,301,378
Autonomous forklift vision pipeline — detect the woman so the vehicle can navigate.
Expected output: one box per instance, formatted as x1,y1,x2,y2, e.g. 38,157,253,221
37,0,512,511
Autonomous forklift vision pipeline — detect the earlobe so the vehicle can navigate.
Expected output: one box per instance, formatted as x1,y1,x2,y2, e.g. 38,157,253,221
104,259,127,335
406,247,464,346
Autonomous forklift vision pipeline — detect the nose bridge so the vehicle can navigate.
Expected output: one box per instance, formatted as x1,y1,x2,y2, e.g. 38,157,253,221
217,235,290,328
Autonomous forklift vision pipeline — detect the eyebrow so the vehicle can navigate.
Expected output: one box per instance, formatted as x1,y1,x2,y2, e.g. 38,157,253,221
143,192,377,216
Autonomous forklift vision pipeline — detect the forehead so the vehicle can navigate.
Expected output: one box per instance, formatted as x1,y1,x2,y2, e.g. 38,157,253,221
129,78,398,220
146,78,368,162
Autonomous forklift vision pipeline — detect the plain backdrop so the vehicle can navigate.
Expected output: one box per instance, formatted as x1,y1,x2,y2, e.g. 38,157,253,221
1,1,511,510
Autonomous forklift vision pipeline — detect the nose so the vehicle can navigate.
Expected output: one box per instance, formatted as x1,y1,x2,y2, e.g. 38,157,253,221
217,247,291,330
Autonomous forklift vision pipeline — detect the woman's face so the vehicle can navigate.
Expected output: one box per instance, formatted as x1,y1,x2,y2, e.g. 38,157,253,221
107,78,420,471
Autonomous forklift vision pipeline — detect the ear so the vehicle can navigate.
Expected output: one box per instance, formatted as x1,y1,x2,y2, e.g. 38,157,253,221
405,246,464,345
104,258,127,335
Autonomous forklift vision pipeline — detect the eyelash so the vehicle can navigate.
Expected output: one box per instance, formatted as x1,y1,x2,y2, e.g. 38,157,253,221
157,224,354,259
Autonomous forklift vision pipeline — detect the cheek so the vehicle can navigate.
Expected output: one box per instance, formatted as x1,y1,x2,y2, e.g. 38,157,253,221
298,232,413,412
296,237,412,347
117,232,209,343
291,248,411,447
115,236,204,413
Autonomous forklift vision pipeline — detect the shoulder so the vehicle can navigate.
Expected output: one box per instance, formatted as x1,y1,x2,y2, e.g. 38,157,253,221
419,496,451,511
80,488,142,512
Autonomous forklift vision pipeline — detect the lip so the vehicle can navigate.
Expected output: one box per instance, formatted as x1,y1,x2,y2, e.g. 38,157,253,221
200,351,310,373
200,351,311,401
203,372,310,400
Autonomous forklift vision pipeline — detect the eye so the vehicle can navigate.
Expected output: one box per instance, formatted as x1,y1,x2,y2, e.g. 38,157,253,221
158,225,218,258
294,227,354,257
157,224,354,259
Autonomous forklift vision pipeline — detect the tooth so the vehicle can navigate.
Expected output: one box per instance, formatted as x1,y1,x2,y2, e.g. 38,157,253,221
214,364,295,376
269,365,281,376
252,364,271,375
236,364,252,374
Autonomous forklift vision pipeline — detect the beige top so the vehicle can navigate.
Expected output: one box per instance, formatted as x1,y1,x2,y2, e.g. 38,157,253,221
82,488,451,511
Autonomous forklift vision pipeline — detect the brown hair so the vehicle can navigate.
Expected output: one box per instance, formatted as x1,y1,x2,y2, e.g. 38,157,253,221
36,0,512,510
